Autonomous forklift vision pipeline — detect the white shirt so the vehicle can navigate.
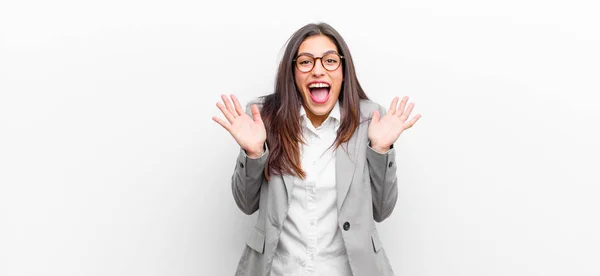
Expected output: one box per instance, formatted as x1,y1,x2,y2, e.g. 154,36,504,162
270,102,352,276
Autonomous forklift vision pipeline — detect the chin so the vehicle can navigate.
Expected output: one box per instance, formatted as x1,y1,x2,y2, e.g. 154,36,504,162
307,107,328,116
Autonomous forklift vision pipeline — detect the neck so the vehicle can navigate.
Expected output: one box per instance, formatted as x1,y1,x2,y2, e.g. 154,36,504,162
305,111,330,128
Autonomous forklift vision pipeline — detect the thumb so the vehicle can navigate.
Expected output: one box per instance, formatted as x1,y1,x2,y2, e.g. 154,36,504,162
372,110,380,124
251,104,263,123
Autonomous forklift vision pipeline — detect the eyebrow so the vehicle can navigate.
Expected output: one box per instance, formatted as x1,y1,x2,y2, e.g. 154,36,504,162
297,50,339,57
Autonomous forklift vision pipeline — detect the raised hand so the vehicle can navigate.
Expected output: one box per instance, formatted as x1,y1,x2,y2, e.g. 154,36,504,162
212,94,267,158
368,96,421,153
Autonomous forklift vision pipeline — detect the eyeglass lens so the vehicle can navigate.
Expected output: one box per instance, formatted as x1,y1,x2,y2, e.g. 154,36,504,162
296,54,341,72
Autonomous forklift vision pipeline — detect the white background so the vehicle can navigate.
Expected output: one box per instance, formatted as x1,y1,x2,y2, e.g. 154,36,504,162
1,0,599,275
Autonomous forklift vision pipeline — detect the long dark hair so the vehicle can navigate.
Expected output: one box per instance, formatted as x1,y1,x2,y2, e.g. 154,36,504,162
260,22,369,180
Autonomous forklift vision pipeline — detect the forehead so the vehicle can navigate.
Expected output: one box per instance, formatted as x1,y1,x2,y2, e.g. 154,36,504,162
297,35,339,55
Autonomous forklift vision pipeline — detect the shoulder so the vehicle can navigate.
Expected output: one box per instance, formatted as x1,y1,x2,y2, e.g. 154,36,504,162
359,99,385,118
242,96,267,116
246,97,266,109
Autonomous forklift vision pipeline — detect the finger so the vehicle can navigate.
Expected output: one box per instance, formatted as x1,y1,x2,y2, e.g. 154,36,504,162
405,113,422,129
251,104,263,123
372,110,380,123
396,96,409,118
216,102,235,123
388,97,399,115
231,94,245,117
221,94,237,118
400,102,415,121
212,116,232,132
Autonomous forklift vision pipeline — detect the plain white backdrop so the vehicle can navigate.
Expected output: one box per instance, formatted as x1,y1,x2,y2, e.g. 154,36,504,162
1,0,599,275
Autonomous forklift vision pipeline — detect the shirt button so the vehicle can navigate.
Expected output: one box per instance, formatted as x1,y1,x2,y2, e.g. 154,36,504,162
343,222,350,231
310,221,315,225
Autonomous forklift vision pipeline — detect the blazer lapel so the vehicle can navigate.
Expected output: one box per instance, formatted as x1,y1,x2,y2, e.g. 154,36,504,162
336,129,361,211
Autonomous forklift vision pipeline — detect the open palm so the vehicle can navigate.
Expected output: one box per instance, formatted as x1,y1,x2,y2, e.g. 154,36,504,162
368,96,421,153
212,94,266,157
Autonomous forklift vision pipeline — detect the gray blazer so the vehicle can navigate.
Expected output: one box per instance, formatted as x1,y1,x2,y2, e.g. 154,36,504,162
233,99,397,276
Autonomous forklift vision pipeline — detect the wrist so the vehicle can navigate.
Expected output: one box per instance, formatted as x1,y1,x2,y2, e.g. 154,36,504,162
371,143,391,154
247,150,264,159
245,144,265,158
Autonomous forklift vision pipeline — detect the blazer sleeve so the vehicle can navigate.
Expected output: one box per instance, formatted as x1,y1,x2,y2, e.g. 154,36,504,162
367,104,399,222
231,104,268,215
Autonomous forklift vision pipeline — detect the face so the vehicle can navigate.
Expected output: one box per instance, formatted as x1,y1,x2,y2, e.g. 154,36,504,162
294,35,343,126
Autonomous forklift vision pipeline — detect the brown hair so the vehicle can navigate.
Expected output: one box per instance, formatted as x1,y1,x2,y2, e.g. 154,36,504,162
260,22,369,180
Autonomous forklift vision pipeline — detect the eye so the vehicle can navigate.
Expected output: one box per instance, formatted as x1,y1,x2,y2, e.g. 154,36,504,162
299,60,313,65
325,59,338,64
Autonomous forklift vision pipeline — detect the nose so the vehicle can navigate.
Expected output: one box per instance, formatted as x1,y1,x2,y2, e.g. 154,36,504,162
311,58,326,77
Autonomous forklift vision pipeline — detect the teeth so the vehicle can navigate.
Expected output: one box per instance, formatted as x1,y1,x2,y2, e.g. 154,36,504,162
308,83,330,88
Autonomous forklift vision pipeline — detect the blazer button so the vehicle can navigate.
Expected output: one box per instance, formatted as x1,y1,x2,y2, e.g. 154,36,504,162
388,161,393,168
343,222,350,231
240,162,244,169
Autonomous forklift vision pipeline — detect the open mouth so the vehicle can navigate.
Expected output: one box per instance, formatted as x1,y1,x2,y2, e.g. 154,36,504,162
307,82,331,104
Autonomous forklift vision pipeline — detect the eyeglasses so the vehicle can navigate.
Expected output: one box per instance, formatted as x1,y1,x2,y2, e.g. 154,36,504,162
294,52,344,73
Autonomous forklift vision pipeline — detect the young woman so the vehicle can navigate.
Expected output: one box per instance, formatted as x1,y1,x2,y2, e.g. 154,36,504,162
213,22,421,276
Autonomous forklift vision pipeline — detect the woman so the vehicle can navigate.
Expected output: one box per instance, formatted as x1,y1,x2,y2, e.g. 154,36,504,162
212,22,420,276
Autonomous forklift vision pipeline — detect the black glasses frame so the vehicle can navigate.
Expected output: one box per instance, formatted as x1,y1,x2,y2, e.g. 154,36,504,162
293,53,345,73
